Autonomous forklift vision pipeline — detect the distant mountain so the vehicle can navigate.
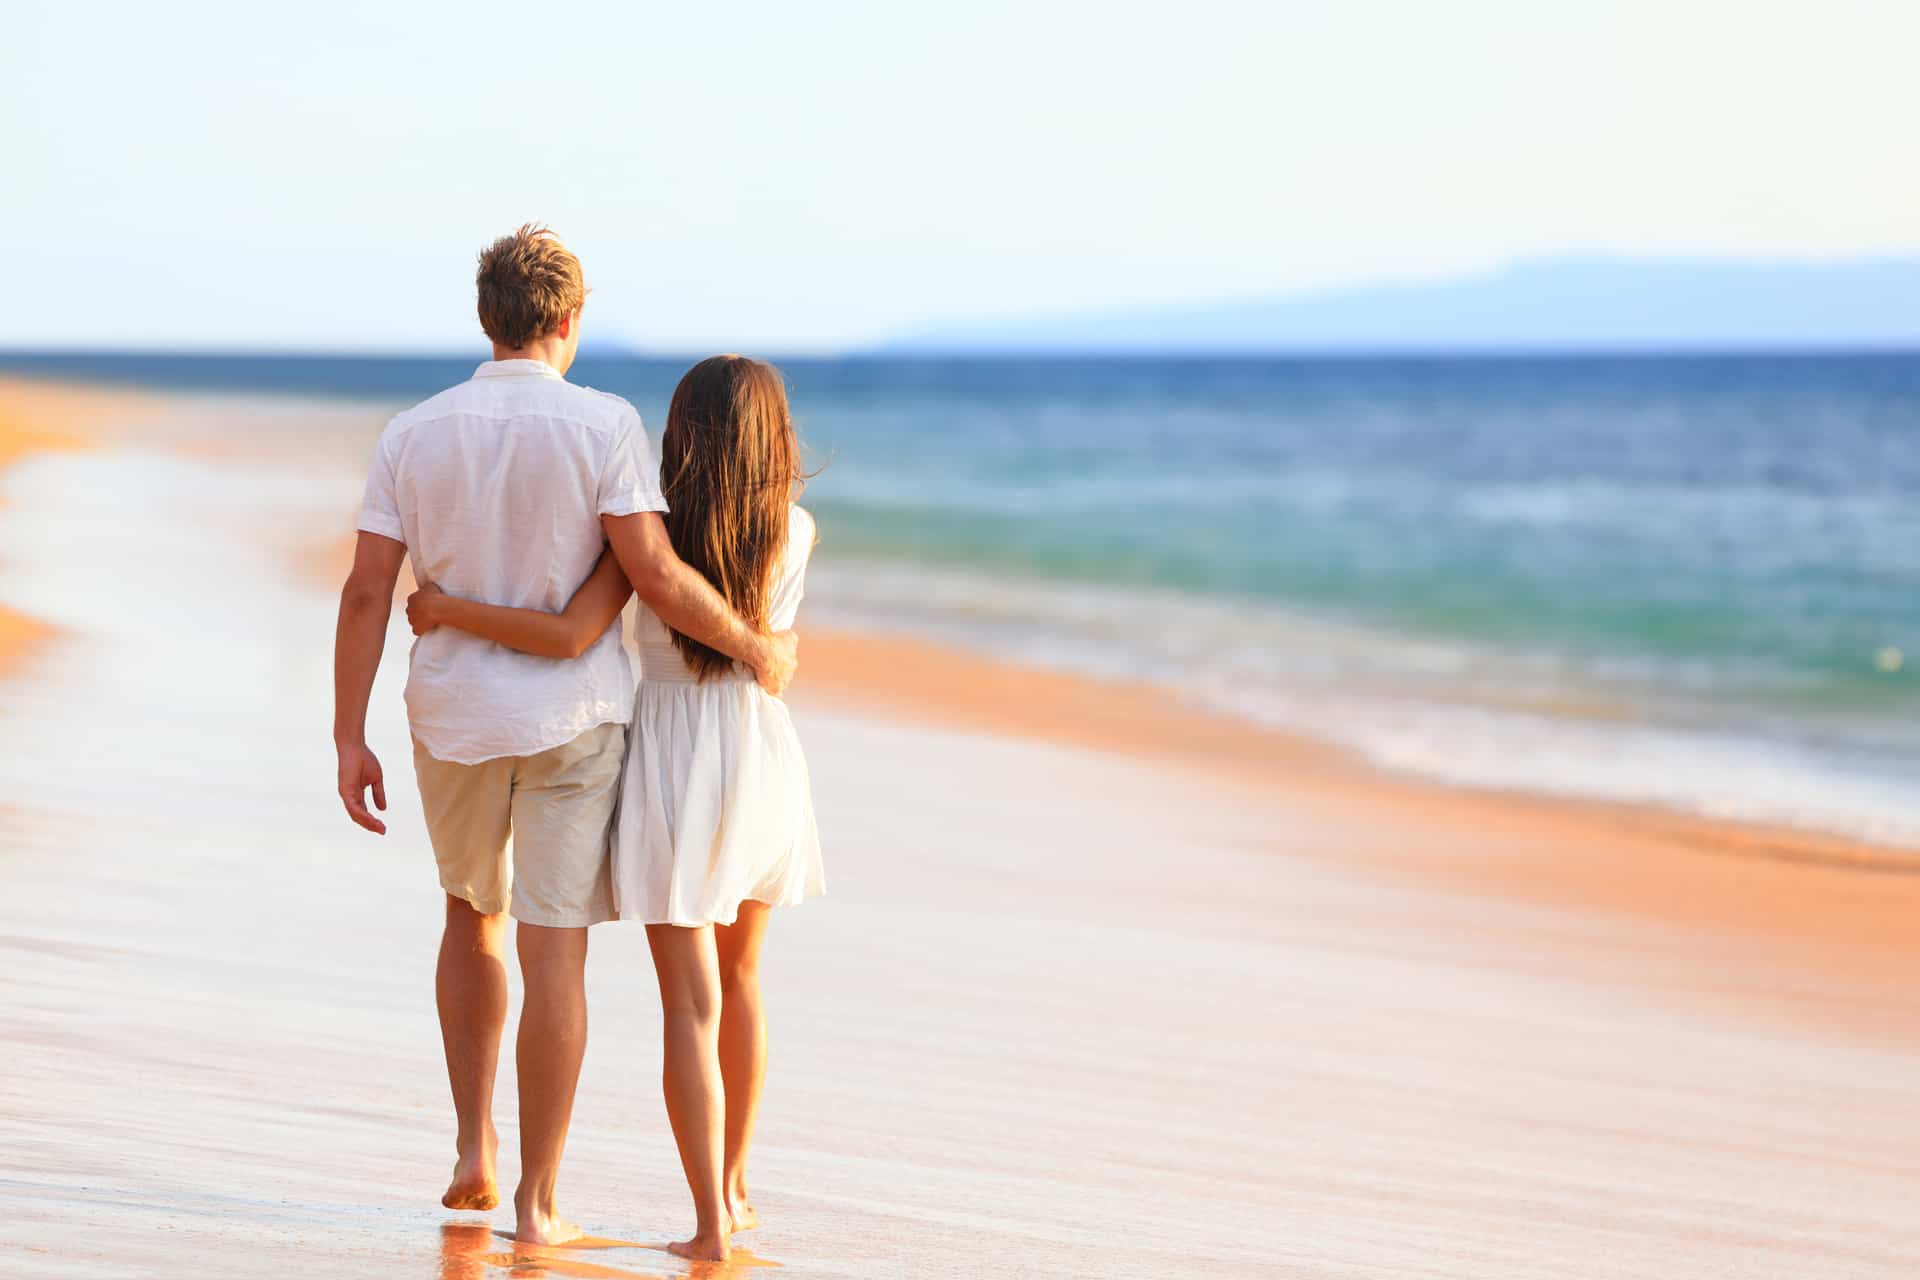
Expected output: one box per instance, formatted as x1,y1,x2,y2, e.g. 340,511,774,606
576,334,651,358
882,256,1920,354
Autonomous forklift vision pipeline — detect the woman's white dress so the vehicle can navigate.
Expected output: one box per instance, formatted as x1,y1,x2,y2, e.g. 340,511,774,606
612,505,824,926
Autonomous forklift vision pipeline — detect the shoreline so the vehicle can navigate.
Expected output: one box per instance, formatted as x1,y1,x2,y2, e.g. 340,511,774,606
14,368,1920,950
787,625,1920,1034
6,366,1916,868
287,511,1920,902
794,623,1920,874
291,521,1920,1036
9,366,1918,946
8,370,1920,1274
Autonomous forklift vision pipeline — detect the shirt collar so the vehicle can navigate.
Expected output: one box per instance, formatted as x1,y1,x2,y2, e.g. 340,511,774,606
473,358,565,380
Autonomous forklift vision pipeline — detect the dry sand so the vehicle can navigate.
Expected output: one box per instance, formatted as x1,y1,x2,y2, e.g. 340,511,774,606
2,374,1918,1279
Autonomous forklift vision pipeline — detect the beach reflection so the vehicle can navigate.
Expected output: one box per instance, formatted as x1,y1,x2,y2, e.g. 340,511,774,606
438,1223,494,1280
437,1221,778,1279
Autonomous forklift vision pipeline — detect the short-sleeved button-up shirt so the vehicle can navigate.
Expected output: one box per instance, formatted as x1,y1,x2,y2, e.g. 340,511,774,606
358,359,666,764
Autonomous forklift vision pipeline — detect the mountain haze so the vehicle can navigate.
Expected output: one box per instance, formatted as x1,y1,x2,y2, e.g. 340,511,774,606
883,257,1920,354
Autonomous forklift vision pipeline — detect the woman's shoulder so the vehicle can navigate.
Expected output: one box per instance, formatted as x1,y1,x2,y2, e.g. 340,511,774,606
787,504,817,550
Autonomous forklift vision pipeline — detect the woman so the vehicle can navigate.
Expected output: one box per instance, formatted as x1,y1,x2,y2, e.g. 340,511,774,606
406,354,823,1262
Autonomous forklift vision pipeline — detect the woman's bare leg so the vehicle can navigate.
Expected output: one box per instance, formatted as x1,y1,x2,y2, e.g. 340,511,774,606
714,901,772,1231
646,923,730,1262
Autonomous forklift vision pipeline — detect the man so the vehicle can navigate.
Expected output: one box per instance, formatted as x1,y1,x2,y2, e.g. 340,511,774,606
332,224,796,1245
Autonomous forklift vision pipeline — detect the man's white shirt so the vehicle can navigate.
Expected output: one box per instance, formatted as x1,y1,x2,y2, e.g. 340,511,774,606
357,358,666,764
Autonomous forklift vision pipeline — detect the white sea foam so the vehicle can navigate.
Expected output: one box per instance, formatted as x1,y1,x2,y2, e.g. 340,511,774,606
1231,689,1920,849
808,555,1920,851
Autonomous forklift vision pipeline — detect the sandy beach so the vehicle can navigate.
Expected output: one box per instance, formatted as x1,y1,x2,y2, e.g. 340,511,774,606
3,374,1920,1279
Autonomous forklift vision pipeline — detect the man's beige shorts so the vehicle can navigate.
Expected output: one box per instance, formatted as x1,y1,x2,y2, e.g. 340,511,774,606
411,721,625,928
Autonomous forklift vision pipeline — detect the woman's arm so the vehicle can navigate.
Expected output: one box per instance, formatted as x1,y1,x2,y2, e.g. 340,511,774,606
407,549,634,659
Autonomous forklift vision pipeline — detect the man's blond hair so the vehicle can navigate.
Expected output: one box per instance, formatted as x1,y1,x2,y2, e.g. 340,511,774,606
476,224,586,349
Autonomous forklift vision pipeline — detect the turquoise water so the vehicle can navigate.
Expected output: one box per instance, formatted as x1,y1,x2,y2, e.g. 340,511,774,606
7,351,1917,843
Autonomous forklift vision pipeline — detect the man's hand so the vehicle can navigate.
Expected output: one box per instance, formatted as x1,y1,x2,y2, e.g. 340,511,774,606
754,630,799,697
337,740,389,835
406,581,446,636
334,531,404,834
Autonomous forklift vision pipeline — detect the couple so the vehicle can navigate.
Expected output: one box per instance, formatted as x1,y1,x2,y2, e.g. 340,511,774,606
331,225,822,1263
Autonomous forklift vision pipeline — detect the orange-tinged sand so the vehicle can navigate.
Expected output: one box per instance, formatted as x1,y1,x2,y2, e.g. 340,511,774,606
0,374,290,673
787,626,1920,1049
0,377,134,675
0,386,99,468
0,605,54,676
794,627,1920,915
304,526,420,601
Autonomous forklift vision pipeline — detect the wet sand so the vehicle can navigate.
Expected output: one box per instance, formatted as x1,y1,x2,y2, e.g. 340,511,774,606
3,375,1919,1278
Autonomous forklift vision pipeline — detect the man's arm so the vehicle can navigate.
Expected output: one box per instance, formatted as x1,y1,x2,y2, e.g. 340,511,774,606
333,531,408,834
602,511,798,695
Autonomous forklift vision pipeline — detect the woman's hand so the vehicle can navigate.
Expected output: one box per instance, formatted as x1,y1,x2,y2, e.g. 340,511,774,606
406,581,447,636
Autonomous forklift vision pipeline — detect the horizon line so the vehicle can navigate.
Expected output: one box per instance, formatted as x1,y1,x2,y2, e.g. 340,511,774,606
7,342,1920,363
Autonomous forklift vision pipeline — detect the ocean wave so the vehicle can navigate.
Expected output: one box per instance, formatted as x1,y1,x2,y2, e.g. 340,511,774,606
806,555,1920,849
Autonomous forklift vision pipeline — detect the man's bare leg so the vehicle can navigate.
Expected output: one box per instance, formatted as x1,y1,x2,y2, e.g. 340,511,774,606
647,923,731,1262
437,895,508,1211
715,902,772,1232
513,923,590,1246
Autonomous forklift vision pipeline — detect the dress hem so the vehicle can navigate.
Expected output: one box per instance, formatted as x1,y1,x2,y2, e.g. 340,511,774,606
612,890,823,929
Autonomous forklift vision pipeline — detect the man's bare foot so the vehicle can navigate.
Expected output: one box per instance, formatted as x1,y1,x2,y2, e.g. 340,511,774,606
442,1139,498,1211
668,1231,731,1263
513,1196,585,1246
726,1198,759,1232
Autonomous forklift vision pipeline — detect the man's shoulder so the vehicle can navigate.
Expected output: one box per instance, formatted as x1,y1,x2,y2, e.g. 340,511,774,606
572,384,643,428
510,379,638,437
384,377,636,439
382,381,474,440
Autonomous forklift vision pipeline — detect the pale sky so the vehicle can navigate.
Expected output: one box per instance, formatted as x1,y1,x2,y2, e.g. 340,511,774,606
6,0,1917,353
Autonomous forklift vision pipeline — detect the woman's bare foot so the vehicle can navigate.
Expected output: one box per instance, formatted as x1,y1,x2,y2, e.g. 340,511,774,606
667,1230,732,1262
513,1191,585,1246
442,1135,498,1211
726,1198,758,1232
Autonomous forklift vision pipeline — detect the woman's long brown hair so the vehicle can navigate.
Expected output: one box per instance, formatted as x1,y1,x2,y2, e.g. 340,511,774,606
660,355,803,680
